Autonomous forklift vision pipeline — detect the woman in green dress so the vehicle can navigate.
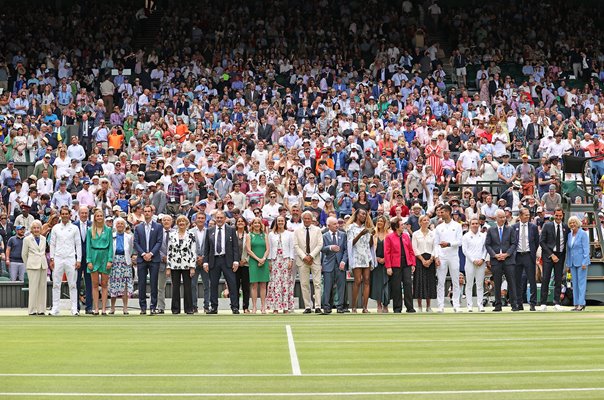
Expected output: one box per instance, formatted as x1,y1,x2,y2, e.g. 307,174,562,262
86,208,114,315
246,217,270,314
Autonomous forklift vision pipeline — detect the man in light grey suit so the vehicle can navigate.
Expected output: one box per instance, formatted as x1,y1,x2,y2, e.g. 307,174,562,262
158,214,173,314
321,217,348,314
149,182,167,215
485,209,518,312
189,212,209,313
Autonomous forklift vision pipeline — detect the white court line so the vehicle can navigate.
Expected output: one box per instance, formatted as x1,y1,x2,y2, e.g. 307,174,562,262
1,388,604,396
2,368,604,378
296,335,604,343
285,325,301,376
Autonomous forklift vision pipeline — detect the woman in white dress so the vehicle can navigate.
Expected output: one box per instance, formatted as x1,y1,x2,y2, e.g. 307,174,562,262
346,209,375,313
267,216,295,313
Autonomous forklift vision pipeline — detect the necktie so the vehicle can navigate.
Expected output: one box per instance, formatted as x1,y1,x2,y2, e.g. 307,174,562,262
555,224,560,252
332,232,337,245
80,222,85,242
499,227,503,242
217,227,223,255
146,223,151,251
306,227,311,254
521,224,527,252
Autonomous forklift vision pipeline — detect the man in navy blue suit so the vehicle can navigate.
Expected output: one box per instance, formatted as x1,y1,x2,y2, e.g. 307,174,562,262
512,208,540,311
321,217,348,314
134,205,163,314
73,206,92,313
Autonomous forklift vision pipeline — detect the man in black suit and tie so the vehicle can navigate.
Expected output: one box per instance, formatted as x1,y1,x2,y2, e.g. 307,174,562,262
257,116,273,144
320,217,348,314
513,208,540,311
78,113,94,155
485,209,518,311
203,211,240,314
539,207,569,311
133,205,163,314
73,206,92,314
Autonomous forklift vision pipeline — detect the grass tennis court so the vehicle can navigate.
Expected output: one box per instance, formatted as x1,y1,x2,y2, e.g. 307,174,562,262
1,310,604,399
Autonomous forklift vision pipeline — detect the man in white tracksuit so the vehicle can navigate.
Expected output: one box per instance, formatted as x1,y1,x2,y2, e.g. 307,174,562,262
462,217,488,312
49,206,82,316
433,204,463,313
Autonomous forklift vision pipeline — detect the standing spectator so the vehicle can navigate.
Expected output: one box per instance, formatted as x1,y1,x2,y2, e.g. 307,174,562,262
412,215,437,313
86,208,113,315
384,216,416,314
157,214,173,314
433,204,463,313
49,206,82,316
566,216,590,312
234,217,250,313
485,209,518,312
189,213,208,313
246,217,270,314
73,206,92,314
346,209,374,314
6,225,27,281
133,205,163,315
294,211,323,313
108,218,134,315
539,208,569,311
462,218,488,313
370,216,390,313
321,216,348,314
512,209,539,311
21,220,47,315
267,215,294,314
202,211,240,314
167,215,197,314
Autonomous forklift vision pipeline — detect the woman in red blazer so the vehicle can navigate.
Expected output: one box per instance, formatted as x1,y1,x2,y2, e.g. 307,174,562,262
384,217,416,313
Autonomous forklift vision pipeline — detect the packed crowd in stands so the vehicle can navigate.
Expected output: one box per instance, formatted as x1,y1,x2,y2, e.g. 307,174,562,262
0,0,601,316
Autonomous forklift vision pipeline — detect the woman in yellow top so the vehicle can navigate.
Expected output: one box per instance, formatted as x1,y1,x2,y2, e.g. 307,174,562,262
86,208,114,315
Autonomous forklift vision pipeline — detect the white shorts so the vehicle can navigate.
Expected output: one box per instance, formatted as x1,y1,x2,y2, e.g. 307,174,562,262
456,67,467,76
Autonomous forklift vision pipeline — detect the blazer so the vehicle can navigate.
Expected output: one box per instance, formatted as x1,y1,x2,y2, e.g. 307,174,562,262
268,231,294,260
113,232,134,266
73,219,91,263
188,226,207,258
384,231,416,269
203,224,240,268
565,229,590,267
320,229,348,272
133,220,163,263
167,231,197,270
293,224,323,267
539,221,570,260
21,235,48,270
485,224,517,265
512,221,539,263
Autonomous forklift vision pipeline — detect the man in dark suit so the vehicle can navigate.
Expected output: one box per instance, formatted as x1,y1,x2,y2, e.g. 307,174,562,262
539,207,569,311
257,116,273,144
203,210,240,314
133,205,163,314
78,113,94,155
73,206,93,313
485,209,518,311
512,208,540,311
320,217,348,314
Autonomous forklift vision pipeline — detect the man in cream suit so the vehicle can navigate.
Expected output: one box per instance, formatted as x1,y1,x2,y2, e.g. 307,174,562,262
158,214,173,314
294,211,324,313
22,220,48,315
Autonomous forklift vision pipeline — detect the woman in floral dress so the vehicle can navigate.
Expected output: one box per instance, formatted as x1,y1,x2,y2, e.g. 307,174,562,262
267,215,294,313
346,208,375,313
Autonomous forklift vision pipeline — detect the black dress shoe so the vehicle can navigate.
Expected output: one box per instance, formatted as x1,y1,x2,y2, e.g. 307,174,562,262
232,309,240,314
406,309,417,313
207,309,218,314
530,305,536,311
511,307,519,312
303,308,312,314
323,309,332,314
186,311,194,315
172,311,181,315
492,307,502,312
343,309,351,313
336,309,345,314
85,310,94,315
517,305,524,311
194,307,199,314
315,308,322,314
140,310,147,315
37,312,46,316
157,309,165,314
150,309,158,315
203,308,210,313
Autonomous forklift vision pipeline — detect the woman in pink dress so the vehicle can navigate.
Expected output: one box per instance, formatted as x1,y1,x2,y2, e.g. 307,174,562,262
267,215,295,313
425,135,443,182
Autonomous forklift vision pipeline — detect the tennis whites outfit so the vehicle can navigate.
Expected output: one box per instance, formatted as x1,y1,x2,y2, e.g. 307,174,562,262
462,230,488,312
433,220,463,312
49,222,82,315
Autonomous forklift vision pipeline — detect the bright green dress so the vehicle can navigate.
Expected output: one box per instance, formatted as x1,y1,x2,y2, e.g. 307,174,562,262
248,232,269,283
86,226,114,274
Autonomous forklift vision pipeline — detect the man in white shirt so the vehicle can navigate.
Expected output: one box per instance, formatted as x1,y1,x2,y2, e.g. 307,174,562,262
462,218,488,312
433,204,463,313
189,213,210,313
49,206,82,316
456,142,481,182
36,169,54,195
67,136,86,165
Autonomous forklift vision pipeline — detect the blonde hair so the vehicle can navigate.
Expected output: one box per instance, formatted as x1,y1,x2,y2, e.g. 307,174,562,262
567,215,582,228
91,208,105,239
175,214,190,229
250,217,264,234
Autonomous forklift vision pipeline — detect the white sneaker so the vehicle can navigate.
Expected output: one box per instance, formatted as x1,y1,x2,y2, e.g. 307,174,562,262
554,304,563,311
437,308,445,313
540,305,547,312
417,308,422,313
478,307,485,313
50,309,60,316
467,307,473,313
72,311,79,316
